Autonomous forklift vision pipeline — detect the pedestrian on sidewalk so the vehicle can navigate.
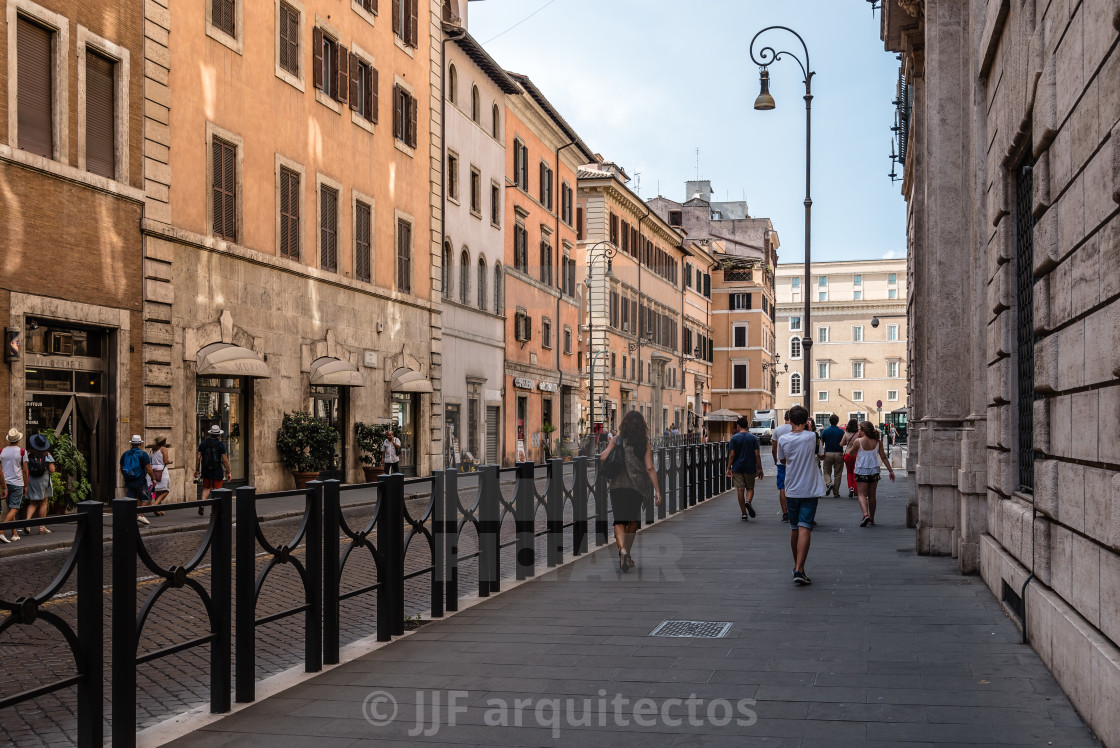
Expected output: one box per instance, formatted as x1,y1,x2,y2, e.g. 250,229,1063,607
147,436,172,515
21,433,54,535
820,414,846,497
771,412,792,523
382,429,402,475
1,428,29,543
726,416,764,521
848,421,895,527
599,410,662,572
121,435,156,525
194,426,231,516
841,418,860,498
776,406,825,585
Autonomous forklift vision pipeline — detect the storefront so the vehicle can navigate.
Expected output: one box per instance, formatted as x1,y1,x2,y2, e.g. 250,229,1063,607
309,356,363,481
389,367,432,476
194,343,270,489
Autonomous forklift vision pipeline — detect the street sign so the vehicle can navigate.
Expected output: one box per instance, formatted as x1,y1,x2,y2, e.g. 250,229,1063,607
876,399,883,409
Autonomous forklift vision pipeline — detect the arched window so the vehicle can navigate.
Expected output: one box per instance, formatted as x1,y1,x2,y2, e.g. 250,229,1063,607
477,257,488,310
790,372,802,396
442,242,453,299
459,249,470,304
492,104,500,139
790,336,802,360
494,263,504,315
471,85,480,123
447,64,457,103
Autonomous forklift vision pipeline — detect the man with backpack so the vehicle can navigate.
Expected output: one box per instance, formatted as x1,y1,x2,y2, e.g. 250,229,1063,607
1,428,30,543
120,435,157,525
194,425,231,515
726,416,764,521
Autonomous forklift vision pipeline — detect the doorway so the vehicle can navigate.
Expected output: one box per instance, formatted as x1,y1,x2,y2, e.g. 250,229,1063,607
196,377,250,488
310,385,346,481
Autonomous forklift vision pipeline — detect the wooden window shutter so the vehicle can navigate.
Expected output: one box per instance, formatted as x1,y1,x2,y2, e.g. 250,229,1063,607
576,207,583,239
393,85,402,140
85,49,116,179
392,0,401,38
312,27,324,91
212,0,235,36
408,0,418,46
407,93,417,148
279,168,299,260
321,186,338,272
348,53,360,111
212,137,236,240
369,67,378,122
16,17,53,159
336,44,349,104
355,201,371,283
279,4,298,76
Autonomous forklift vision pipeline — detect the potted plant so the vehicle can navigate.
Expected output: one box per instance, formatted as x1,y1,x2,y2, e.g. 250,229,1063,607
40,429,91,514
557,442,573,462
276,411,338,489
539,422,557,461
355,421,393,482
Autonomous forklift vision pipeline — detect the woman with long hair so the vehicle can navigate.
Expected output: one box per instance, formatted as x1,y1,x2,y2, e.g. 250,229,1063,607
600,410,662,572
147,436,173,516
848,421,895,526
840,418,860,498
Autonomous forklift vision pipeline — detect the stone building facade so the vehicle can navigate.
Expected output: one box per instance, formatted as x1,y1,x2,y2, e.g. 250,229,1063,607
879,0,1120,742
775,259,908,428
141,0,445,492
1,0,145,500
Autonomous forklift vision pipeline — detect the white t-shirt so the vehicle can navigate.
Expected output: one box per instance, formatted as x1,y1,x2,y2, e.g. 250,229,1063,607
1,445,27,486
777,430,826,499
772,423,793,452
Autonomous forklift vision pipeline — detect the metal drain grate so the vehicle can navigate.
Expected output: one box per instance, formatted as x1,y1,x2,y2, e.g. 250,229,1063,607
649,620,732,639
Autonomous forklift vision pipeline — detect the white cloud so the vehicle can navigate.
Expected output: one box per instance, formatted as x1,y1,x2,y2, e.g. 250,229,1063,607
882,250,897,259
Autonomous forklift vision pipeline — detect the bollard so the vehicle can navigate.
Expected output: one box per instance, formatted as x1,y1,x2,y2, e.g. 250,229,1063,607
75,501,103,748
546,459,564,567
305,481,323,673
211,489,233,712
514,462,535,580
594,456,609,546
378,474,405,637
443,468,460,611
431,471,445,618
572,457,588,555
111,498,138,747
234,486,258,702
478,465,500,595
322,480,341,665
688,445,697,506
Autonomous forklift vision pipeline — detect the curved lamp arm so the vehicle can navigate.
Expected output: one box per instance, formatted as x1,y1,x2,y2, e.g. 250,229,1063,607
749,25,813,84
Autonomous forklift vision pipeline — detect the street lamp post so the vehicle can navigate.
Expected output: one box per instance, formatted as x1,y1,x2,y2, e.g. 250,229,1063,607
750,26,815,410
584,240,616,453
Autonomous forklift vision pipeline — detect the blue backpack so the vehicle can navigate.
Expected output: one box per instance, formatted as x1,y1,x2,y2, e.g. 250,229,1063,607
122,448,144,481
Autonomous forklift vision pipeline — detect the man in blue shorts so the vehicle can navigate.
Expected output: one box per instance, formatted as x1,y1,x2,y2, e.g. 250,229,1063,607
776,406,826,585
771,412,792,522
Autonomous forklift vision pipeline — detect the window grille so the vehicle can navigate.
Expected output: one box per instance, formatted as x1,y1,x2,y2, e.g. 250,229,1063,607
1015,157,1035,492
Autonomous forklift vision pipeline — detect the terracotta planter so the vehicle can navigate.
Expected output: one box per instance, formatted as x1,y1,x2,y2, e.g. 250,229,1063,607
362,465,385,483
291,471,320,489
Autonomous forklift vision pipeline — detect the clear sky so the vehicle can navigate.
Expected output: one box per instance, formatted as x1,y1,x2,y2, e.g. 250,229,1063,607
467,0,907,264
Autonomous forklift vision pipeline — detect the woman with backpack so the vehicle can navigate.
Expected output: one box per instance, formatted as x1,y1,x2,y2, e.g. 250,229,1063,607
599,410,662,573
147,436,172,516
22,433,55,535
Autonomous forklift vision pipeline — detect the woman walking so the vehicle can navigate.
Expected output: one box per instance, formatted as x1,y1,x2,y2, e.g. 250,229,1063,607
599,411,662,572
148,436,172,515
22,433,55,535
848,421,895,526
841,419,860,498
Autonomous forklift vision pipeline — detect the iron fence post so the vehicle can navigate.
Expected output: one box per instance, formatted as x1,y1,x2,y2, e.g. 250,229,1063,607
515,461,535,580
379,473,405,637
546,458,563,567
322,479,341,665
657,448,667,520
444,468,460,611
75,501,103,748
645,450,657,525
211,488,232,712
594,456,608,545
375,476,393,641
687,445,696,506
704,443,712,499
572,456,588,555
305,481,323,672
431,470,445,618
479,464,500,595
111,497,138,748
235,486,258,703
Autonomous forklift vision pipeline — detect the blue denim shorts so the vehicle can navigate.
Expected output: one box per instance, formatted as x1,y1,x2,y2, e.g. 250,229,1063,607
775,464,786,491
786,496,818,530
5,484,24,510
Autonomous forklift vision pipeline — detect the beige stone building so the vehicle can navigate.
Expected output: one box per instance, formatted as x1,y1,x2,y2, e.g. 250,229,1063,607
775,259,908,428
878,0,1120,742
140,0,446,490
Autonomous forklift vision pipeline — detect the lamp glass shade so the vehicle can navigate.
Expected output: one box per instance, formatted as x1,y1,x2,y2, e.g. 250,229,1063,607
754,69,776,110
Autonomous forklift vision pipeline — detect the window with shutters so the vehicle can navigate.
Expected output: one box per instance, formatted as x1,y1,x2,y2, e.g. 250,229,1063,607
447,64,457,103
471,85,480,123
542,318,552,349
512,139,529,191
492,104,500,139
490,182,501,227
576,206,584,239
561,182,573,224
513,224,528,273
350,56,377,124
446,153,459,201
355,200,372,283
84,49,116,179
210,0,237,39
356,0,378,17
212,136,238,241
459,250,470,304
392,85,418,148
470,166,482,216
442,242,453,299
279,167,300,260
733,324,747,349
15,16,56,160
396,218,412,293
609,213,619,245
313,28,347,104
733,364,748,390
278,3,299,78
729,293,751,311
477,257,488,310
319,184,339,272
539,237,553,286
494,264,505,315
539,163,553,210
392,0,419,48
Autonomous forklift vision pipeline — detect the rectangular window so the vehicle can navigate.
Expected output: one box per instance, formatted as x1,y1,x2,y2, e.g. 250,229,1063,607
564,326,572,355
539,239,552,285
514,224,528,272
1015,156,1036,492
888,361,899,378
852,326,863,342
513,139,529,190
853,274,862,286
790,316,801,331
355,200,372,283
887,324,899,341
733,364,747,390
576,206,584,239
85,49,116,179
852,390,863,401
817,327,829,343
609,213,619,245
888,288,898,299
16,17,54,159
729,293,751,310
320,185,339,272
539,164,552,209
278,3,299,76
491,183,501,226
392,85,417,147
888,273,897,284
733,325,747,348
818,391,828,402
817,362,828,379
279,167,300,260
791,277,800,289
852,362,864,379
212,0,236,36
350,56,376,122
818,291,827,302
561,182,572,224
887,390,899,401
392,0,418,47
396,218,412,292
446,154,459,200
212,136,237,241
313,29,344,102
853,290,862,300
818,276,828,287
470,167,481,214
542,318,552,349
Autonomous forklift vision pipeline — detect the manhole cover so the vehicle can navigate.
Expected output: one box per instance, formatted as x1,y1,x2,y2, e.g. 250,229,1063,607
649,620,732,638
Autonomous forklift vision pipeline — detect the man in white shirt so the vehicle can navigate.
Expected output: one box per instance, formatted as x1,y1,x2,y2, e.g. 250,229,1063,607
382,430,403,474
770,413,793,522
776,406,826,585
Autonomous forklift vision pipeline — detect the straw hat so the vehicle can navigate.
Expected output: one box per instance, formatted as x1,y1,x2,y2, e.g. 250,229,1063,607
6,428,22,443
147,435,170,449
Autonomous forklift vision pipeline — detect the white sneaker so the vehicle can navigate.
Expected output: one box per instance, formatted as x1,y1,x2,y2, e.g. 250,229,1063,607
0,533,9,544
9,532,19,541
137,515,151,526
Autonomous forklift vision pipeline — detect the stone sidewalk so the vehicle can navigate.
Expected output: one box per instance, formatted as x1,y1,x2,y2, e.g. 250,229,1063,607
163,475,1099,747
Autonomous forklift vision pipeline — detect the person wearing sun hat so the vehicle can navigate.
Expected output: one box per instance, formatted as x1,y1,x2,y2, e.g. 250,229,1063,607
1,428,29,543
146,435,173,516
120,435,156,525
21,433,56,535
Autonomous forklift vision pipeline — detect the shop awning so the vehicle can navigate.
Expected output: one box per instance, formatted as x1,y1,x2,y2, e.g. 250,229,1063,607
197,343,270,378
391,367,433,393
310,356,364,386
705,408,741,422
